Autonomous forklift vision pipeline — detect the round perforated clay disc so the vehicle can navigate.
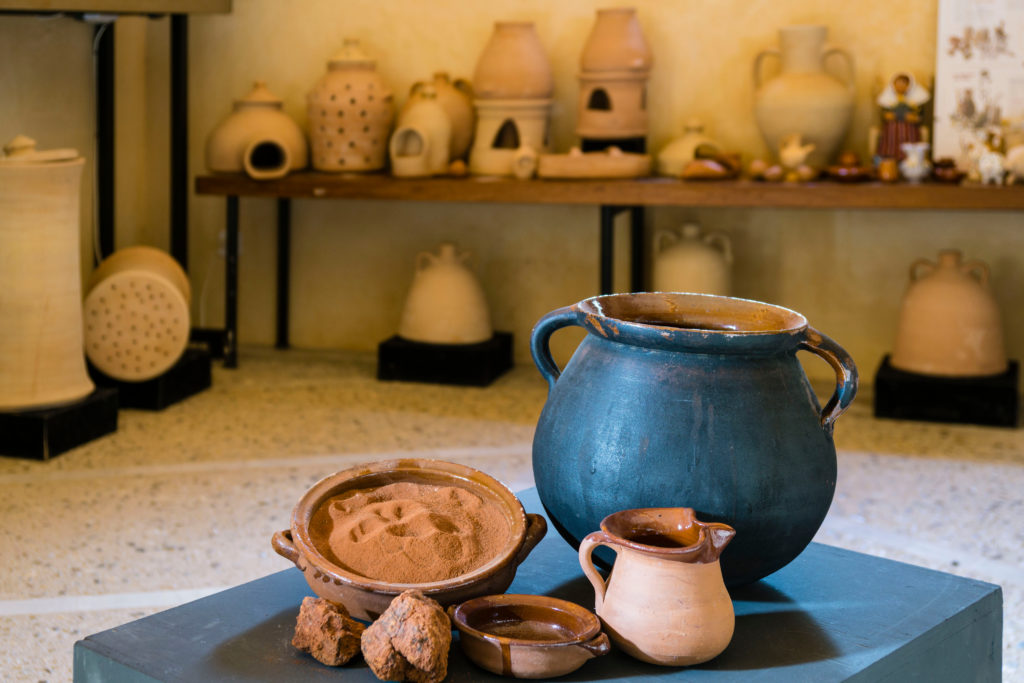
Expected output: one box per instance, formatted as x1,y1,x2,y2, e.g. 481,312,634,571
83,271,190,382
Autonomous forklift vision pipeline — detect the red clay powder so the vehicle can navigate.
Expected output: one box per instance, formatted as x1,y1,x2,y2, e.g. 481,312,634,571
309,482,511,583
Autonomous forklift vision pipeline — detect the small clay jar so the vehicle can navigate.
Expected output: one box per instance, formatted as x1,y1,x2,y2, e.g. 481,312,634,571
205,81,308,180
308,39,394,172
403,72,475,160
398,243,493,344
653,223,732,295
389,86,453,178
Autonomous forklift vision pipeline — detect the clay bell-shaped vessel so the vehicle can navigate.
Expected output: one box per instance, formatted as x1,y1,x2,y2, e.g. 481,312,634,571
308,39,395,172
398,243,492,344
892,250,1007,377
653,223,732,296
205,81,308,180
577,7,653,140
84,246,191,382
579,507,735,666
0,136,94,410
389,86,453,178
402,72,475,160
754,25,855,168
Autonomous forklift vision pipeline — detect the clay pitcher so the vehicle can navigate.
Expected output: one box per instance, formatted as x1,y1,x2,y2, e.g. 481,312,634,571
652,223,732,295
754,25,855,168
579,508,735,666
398,243,492,344
531,293,857,586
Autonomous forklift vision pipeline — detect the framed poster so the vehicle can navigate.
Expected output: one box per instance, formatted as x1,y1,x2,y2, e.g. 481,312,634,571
933,0,1024,167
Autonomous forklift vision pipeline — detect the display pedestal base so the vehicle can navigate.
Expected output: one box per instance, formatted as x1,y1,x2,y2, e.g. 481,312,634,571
0,388,118,460
89,348,212,411
874,354,1019,427
377,333,513,387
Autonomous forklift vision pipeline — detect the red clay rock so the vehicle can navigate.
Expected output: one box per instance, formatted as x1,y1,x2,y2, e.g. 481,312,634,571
292,596,365,666
361,590,452,683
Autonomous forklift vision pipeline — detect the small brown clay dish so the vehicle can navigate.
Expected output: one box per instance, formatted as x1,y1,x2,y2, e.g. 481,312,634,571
450,594,610,678
272,459,546,621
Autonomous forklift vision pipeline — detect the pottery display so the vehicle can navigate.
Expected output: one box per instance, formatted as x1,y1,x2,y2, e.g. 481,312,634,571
0,136,94,411
754,25,855,168
872,72,929,164
536,147,651,179
402,72,475,160
205,81,308,180
932,157,966,184
652,223,732,295
579,507,735,666
389,86,452,178
530,292,857,586
397,243,492,344
271,459,547,621
449,594,610,678
656,119,720,177
576,8,653,142
470,22,553,177
778,133,817,181
899,141,932,183
826,151,874,182
891,250,1007,377
83,246,191,382
308,39,394,172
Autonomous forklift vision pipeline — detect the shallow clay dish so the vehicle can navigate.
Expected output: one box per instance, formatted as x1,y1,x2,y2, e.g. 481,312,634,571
450,594,610,678
272,459,546,621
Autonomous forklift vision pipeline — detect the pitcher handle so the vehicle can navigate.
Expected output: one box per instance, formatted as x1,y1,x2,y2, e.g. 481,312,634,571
960,259,990,286
823,46,856,89
753,48,781,90
909,258,936,281
579,531,619,612
798,327,858,435
530,306,579,392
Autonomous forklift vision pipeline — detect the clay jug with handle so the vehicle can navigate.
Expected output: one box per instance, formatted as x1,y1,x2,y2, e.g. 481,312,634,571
754,25,855,168
398,243,493,344
652,223,732,295
579,507,735,666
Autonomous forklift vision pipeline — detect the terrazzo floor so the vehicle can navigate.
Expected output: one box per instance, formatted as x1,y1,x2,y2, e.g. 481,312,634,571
1,347,1022,681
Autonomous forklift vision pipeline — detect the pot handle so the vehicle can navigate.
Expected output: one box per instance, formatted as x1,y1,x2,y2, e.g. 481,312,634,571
822,46,856,89
798,327,858,435
579,632,611,658
960,259,990,286
514,513,548,566
909,258,936,281
272,529,302,568
530,306,579,391
753,48,781,90
579,531,620,612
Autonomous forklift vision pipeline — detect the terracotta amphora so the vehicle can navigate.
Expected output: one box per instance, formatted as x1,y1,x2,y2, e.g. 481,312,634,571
398,243,492,344
653,223,732,295
754,25,855,168
891,250,1007,377
579,507,735,666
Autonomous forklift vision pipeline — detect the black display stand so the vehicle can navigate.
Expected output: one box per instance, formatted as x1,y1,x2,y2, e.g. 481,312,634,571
88,347,212,411
377,333,514,387
0,388,118,460
580,137,646,154
874,354,1019,427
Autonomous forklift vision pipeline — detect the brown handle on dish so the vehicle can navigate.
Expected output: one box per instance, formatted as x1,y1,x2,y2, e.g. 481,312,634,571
579,632,611,658
579,531,620,612
272,529,301,567
446,605,457,624
514,514,548,566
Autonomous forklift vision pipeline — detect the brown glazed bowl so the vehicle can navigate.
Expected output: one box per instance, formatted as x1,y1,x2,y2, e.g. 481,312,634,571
449,594,611,678
271,459,547,621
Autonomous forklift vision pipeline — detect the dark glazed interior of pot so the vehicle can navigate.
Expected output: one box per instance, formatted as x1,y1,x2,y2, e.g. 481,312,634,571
582,292,806,333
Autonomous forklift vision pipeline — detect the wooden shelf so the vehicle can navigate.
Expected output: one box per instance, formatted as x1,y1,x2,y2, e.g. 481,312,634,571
195,172,1024,211
0,0,229,13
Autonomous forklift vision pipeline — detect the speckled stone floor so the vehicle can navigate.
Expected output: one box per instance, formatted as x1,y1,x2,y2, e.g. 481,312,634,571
1,347,1021,681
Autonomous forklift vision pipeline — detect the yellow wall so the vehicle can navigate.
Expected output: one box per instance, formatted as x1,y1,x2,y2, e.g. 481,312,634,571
2,1,1021,384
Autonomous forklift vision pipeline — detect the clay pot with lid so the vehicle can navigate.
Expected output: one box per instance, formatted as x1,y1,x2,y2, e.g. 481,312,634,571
308,39,395,172
891,250,1007,376
205,81,308,180
0,136,94,411
653,223,732,295
403,72,475,160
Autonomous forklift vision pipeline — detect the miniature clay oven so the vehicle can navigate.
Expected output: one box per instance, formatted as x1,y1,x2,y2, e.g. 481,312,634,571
450,594,610,679
390,86,452,178
0,135,94,411
84,246,191,382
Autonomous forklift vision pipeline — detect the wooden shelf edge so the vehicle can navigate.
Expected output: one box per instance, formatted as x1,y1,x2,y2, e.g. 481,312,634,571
0,0,230,13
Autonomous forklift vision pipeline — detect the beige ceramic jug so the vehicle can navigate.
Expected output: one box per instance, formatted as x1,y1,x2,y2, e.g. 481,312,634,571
891,250,1007,377
579,507,735,666
389,86,453,178
0,136,94,410
402,73,475,161
397,243,493,344
652,223,732,295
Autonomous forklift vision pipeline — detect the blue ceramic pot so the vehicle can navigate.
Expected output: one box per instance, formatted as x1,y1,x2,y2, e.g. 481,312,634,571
530,293,857,585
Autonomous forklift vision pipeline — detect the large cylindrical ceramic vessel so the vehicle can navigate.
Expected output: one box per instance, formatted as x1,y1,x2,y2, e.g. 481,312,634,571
0,136,94,410
530,293,858,586
473,22,553,100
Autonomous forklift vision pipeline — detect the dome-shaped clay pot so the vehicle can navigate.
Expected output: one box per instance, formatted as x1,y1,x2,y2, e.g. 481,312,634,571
398,243,492,344
205,81,308,180
580,8,652,73
403,72,475,160
473,22,553,100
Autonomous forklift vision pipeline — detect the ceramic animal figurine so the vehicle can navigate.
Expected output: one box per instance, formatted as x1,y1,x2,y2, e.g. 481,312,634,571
579,507,735,665
657,119,720,177
402,72,475,161
653,223,732,295
389,86,452,178
871,72,930,164
778,134,816,181
398,243,492,344
205,81,308,180
977,149,1007,185
899,141,932,183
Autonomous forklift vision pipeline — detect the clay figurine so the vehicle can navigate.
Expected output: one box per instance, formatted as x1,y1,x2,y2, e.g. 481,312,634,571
872,72,929,164
778,134,816,182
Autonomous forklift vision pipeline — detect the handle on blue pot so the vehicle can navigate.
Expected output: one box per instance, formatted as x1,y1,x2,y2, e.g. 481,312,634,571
798,326,858,435
530,306,579,391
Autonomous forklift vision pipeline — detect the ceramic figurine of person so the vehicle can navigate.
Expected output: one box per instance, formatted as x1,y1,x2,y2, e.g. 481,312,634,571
874,73,930,163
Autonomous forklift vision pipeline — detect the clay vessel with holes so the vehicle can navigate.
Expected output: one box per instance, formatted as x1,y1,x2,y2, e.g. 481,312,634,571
205,81,308,180
0,135,94,410
402,72,475,160
891,250,1007,377
83,246,191,382
271,459,547,621
389,86,452,178
397,242,492,343
308,39,394,172
580,507,735,666
653,223,732,296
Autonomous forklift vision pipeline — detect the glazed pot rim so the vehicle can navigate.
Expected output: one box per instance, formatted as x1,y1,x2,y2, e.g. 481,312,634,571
290,459,529,595
597,507,735,562
451,593,601,647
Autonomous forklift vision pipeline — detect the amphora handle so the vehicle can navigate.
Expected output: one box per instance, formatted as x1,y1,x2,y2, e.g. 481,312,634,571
530,306,579,392
753,48,781,90
578,531,621,612
798,326,858,435
822,46,855,88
